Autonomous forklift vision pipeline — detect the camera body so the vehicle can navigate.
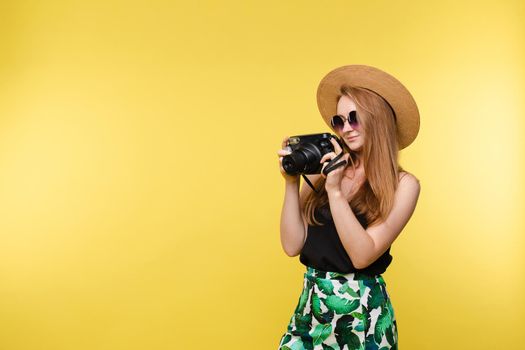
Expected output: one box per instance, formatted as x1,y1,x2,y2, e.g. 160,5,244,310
282,133,341,175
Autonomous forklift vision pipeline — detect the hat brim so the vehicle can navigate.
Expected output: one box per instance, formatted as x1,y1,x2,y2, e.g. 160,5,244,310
317,65,420,150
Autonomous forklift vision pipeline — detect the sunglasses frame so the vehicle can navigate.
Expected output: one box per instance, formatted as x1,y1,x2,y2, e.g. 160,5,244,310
330,110,360,131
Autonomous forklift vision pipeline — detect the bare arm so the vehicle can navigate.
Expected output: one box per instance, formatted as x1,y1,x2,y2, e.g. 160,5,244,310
327,173,421,268
277,135,320,257
279,180,303,257
280,175,320,257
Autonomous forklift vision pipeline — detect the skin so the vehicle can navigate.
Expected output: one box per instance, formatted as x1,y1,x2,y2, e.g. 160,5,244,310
320,94,365,196
333,94,365,156
277,94,364,187
277,95,421,267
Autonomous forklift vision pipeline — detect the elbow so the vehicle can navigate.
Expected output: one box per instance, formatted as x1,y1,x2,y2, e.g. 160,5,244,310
282,239,303,257
352,256,371,269
283,247,301,257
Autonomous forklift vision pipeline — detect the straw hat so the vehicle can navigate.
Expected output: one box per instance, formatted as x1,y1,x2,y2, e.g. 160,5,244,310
317,64,420,149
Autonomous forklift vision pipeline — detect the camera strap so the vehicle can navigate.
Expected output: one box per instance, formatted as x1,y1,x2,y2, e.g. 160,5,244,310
322,152,347,176
301,174,319,193
301,152,347,193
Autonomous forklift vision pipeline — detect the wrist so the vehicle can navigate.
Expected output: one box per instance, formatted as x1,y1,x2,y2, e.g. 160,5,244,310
285,178,300,186
327,188,343,198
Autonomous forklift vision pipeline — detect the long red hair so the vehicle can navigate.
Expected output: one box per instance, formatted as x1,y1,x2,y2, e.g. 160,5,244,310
303,85,405,227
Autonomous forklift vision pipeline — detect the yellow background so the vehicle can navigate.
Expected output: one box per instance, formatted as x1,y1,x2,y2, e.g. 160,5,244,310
1,1,524,349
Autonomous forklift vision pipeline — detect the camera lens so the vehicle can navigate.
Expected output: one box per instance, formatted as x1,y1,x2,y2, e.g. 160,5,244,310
282,144,323,175
282,152,306,175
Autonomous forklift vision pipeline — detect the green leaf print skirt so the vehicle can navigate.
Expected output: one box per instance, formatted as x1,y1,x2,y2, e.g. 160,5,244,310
278,266,398,350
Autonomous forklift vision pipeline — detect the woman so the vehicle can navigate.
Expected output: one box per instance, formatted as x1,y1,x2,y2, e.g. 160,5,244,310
277,65,421,350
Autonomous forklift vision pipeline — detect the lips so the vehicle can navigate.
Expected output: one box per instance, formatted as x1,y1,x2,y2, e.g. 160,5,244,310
346,136,358,141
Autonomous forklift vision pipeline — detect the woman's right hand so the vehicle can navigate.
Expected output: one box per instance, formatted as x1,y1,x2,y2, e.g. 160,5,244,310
277,136,300,183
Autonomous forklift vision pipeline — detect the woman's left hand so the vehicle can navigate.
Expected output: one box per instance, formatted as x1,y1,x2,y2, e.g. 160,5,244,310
320,137,350,195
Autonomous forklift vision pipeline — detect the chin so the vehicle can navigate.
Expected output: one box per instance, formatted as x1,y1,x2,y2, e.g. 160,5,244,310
347,143,363,152
344,140,362,150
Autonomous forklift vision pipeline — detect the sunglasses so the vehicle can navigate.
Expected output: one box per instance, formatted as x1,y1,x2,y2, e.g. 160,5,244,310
330,110,359,131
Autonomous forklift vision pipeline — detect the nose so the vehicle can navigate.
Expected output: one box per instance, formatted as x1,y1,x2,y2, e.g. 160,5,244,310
342,119,355,132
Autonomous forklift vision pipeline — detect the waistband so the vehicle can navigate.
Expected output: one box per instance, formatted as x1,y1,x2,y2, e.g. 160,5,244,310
305,266,385,284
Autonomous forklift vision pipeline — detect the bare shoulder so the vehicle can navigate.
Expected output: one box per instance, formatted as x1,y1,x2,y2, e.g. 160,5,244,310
397,171,421,199
398,171,420,186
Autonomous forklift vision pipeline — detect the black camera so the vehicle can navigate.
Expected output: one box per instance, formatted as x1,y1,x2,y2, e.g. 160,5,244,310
282,133,342,175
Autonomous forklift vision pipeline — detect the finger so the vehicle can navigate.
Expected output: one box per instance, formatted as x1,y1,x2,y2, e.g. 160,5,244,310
323,160,347,176
277,149,291,157
320,152,336,164
320,163,328,178
322,152,346,176
330,136,343,154
282,136,289,148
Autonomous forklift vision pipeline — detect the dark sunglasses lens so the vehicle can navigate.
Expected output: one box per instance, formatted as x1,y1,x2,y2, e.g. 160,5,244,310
349,111,359,128
331,115,344,130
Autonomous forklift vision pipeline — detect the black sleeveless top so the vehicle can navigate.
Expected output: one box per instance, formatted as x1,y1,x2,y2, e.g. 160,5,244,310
299,204,392,275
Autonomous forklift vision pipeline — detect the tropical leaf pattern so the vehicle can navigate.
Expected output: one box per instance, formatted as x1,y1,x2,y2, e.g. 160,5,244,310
278,267,398,350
